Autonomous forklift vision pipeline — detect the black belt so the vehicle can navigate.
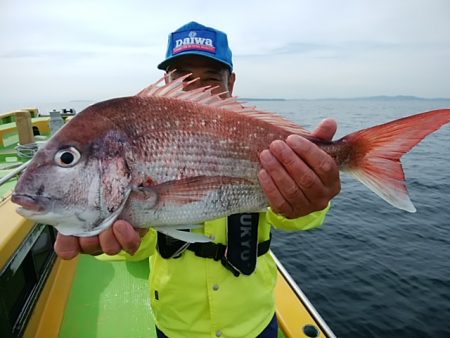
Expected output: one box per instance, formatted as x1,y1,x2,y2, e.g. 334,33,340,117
156,213,270,277
186,235,271,277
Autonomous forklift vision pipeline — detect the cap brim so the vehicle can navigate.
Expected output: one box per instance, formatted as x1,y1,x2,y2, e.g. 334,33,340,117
157,51,232,71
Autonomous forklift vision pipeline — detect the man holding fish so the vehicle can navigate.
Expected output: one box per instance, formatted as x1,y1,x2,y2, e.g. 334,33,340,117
13,19,450,337
51,21,341,338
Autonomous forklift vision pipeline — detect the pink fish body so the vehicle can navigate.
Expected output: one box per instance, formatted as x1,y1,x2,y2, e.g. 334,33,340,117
11,75,450,240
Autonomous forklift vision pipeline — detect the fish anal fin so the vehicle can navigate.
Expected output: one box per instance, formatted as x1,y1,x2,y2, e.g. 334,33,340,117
155,226,213,243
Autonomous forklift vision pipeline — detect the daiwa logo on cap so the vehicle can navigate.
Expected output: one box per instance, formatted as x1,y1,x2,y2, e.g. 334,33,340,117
172,29,216,55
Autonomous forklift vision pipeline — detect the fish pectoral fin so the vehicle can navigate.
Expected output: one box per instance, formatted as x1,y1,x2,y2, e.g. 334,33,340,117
151,175,253,205
132,185,159,207
155,226,213,243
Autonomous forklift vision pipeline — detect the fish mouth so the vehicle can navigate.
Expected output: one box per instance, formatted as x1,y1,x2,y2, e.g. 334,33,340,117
11,193,49,213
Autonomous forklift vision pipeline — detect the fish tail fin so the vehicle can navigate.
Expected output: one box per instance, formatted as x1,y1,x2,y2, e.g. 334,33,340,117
340,109,450,212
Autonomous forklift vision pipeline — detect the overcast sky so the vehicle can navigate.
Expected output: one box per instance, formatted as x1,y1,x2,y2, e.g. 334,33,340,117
1,0,449,111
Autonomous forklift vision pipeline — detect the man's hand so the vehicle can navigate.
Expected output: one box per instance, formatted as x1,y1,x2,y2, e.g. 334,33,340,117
54,221,143,260
258,118,341,219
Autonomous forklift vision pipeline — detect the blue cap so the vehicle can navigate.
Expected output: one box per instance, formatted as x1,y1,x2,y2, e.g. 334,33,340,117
157,21,233,71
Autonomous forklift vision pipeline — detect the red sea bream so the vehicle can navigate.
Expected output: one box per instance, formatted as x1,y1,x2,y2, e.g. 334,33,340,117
11,75,450,241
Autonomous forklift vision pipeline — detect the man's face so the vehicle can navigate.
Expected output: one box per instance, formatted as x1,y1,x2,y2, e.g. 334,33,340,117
166,55,236,98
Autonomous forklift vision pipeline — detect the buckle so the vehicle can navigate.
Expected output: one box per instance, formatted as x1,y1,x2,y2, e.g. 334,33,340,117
213,244,226,261
220,255,241,277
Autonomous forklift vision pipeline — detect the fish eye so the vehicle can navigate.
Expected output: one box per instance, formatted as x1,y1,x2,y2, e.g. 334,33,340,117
54,147,81,167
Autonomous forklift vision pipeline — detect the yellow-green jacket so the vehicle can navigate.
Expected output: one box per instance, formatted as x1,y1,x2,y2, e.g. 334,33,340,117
101,206,329,338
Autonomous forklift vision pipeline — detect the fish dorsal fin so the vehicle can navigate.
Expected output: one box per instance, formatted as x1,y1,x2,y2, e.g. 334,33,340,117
136,72,311,136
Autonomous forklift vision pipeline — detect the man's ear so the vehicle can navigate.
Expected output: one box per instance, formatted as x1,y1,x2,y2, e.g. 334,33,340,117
228,72,236,95
164,72,170,84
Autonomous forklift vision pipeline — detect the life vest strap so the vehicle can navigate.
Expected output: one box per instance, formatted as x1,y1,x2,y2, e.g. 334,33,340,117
186,236,271,277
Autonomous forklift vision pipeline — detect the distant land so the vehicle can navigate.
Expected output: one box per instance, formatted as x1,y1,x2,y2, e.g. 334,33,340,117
69,99,94,103
240,95,450,101
240,98,286,101
319,95,450,101
67,95,450,103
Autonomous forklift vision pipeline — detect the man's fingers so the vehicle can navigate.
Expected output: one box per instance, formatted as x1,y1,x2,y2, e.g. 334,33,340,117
269,140,321,195
258,169,294,216
99,227,122,255
311,118,337,141
138,228,149,238
78,236,102,256
259,148,300,204
54,221,143,260
112,220,142,255
286,135,340,189
54,234,81,260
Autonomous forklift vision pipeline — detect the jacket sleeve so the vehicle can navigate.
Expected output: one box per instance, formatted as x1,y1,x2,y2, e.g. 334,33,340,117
95,229,157,262
266,203,331,231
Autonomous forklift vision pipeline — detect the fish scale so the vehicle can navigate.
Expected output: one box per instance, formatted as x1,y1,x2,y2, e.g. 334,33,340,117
134,127,261,181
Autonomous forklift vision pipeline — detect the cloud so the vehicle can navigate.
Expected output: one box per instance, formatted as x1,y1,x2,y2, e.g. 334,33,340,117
0,0,449,110
0,49,95,60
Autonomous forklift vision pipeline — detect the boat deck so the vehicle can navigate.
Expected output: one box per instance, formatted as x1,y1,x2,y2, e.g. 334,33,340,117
60,256,156,338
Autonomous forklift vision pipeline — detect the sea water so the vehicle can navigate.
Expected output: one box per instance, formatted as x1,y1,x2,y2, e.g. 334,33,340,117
256,98,450,338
